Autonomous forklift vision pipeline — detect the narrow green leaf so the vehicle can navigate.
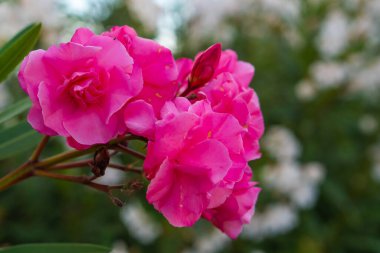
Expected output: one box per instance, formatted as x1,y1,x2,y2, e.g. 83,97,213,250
0,98,31,124
0,122,41,160
0,23,42,82
0,243,111,253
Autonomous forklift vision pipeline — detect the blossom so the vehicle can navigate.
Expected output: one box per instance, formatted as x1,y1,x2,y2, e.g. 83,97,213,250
102,26,178,116
18,27,143,146
177,46,264,160
144,98,259,237
203,169,261,238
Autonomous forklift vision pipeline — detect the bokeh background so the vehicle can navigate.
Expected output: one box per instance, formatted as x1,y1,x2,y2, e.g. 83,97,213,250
1,0,380,252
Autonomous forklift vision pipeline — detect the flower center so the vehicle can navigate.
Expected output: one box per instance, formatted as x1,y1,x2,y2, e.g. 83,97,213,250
68,71,104,106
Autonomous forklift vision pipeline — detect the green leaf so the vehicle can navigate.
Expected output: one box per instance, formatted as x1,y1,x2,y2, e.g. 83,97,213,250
0,23,42,82
0,98,31,124
0,122,41,160
0,243,111,253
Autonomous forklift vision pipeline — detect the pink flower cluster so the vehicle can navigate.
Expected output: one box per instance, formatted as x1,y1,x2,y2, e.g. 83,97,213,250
18,26,264,238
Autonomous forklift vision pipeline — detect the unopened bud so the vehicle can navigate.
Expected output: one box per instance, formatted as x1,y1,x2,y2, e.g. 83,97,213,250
92,148,110,177
189,43,222,89
110,196,124,207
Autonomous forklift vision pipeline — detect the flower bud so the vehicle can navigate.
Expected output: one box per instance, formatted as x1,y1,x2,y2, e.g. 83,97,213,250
189,43,222,89
92,148,110,177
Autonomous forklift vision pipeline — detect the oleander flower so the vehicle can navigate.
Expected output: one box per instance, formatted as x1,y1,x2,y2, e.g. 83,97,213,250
203,168,260,239
144,98,259,237
18,27,143,146
176,45,264,160
102,26,178,116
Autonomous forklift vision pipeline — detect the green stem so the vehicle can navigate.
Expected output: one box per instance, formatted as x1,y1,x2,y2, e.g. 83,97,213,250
29,135,50,162
0,134,146,192
35,146,98,168
115,144,146,160
0,147,98,191
0,162,33,191
33,169,124,193
47,159,93,171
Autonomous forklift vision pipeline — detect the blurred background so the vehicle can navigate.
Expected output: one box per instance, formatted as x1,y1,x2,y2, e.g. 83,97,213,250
1,0,380,252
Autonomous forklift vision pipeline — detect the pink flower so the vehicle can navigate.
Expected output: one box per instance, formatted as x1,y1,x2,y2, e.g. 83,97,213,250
102,26,178,116
176,45,264,160
201,73,264,160
203,169,260,239
18,27,143,146
144,98,259,237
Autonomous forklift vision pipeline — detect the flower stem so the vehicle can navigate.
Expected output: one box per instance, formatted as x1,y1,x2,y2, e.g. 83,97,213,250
0,162,33,191
33,169,124,193
108,163,142,174
0,134,147,192
29,135,50,162
115,144,146,160
35,146,99,168
47,159,93,171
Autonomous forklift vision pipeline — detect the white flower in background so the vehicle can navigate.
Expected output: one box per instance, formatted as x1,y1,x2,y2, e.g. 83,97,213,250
310,61,348,89
179,0,251,45
252,126,325,239
349,57,380,95
295,79,317,101
303,162,325,183
110,241,129,253
349,14,373,41
0,0,66,44
263,162,302,193
358,114,378,134
244,204,298,239
93,157,127,186
120,202,161,244
290,162,325,208
263,126,301,161
263,161,325,209
364,0,380,20
342,0,361,11
370,145,380,182
183,229,230,253
258,0,300,22
126,0,162,33
94,166,126,186
317,10,349,58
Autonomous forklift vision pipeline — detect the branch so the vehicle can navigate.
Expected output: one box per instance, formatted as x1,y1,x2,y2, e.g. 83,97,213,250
108,163,143,174
29,135,50,162
115,144,146,160
33,169,125,193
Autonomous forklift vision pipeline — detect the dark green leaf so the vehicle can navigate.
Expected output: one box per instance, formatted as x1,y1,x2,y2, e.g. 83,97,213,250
0,122,40,160
0,243,111,253
0,97,31,124
0,23,41,82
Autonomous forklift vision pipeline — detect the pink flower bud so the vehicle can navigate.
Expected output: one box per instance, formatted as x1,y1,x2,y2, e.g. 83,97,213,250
189,43,222,89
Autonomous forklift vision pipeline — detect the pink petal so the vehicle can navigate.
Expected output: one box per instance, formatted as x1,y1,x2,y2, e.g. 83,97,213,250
86,35,134,73
124,100,156,139
233,61,255,88
147,158,211,227
177,139,232,183
43,42,100,78
70,27,95,44
104,66,143,123
27,104,57,136
203,172,261,239
62,107,119,145
130,36,178,85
